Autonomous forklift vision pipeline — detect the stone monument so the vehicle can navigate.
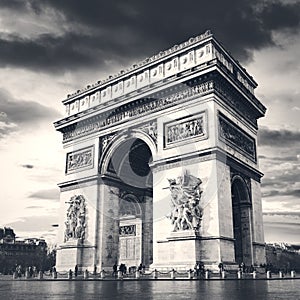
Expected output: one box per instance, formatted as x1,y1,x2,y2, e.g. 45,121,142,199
54,30,266,272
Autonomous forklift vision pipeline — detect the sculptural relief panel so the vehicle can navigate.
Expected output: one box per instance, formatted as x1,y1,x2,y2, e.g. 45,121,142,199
66,146,94,174
64,195,87,243
164,111,207,148
218,113,256,161
166,170,203,232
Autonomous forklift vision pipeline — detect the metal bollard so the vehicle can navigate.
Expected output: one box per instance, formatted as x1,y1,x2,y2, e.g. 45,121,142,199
38,271,43,280
153,269,158,279
188,270,194,279
117,270,123,279
52,271,57,279
291,270,296,278
221,270,226,279
84,270,89,279
205,270,210,279
100,270,105,279
135,270,140,279
237,270,242,279
267,271,271,279
170,269,176,279
13,272,18,279
253,271,257,279
279,271,283,278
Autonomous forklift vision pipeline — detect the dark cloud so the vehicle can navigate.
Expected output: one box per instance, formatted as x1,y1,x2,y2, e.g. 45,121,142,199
1,0,300,72
25,205,43,209
21,164,34,169
262,189,300,198
0,88,61,138
28,188,59,200
263,211,300,217
258,127,300,146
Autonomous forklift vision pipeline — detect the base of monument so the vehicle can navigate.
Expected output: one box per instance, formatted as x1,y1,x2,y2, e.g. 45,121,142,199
151,230,202,271
55,240,96,272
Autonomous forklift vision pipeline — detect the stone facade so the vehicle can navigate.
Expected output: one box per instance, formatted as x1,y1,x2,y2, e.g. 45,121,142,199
54,31,266,272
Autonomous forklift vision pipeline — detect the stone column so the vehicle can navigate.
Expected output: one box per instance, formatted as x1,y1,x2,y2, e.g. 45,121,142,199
95,181,120,271
142,194,153,267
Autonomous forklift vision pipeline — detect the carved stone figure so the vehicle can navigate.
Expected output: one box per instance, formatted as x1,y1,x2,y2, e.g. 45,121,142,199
166,170,203,232
64,195,86,242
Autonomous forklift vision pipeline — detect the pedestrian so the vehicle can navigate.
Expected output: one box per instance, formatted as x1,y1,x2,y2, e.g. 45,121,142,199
112,263,118,277
74,265,78,277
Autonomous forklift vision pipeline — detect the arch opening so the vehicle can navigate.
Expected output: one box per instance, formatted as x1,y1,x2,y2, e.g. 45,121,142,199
231,176,253,266
103,137,153,268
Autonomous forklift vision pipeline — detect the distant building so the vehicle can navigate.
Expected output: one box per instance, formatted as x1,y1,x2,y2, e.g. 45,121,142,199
0,227,47,274
266,243,300,272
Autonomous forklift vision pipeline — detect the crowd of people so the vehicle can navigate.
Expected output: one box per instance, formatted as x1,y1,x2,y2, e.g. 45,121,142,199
14,265,39,278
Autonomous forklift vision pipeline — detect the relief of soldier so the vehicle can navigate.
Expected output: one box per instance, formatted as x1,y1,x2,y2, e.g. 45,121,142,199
64,195,86,242
166,170,203,232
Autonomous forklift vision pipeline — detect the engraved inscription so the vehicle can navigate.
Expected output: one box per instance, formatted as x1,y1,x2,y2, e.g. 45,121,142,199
66,146,94,173
219,113,256,161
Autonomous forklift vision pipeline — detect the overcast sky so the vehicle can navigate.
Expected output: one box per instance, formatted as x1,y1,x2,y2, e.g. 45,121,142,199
0,0,299,245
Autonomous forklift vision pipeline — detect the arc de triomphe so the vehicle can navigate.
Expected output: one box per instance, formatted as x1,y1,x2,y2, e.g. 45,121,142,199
54,30,266,272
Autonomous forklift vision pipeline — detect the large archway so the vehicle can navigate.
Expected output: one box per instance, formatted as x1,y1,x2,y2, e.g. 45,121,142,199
231,176,253,266
102,136,153,268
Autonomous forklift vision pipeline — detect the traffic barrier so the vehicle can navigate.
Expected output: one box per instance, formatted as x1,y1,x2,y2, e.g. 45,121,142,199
205,270,210,279
279,271,283,278
253,271,257,279
84,270,89,279
100,270,106,279
267,271,271,279
221,271,226,279
237,270,242,279
117,270,123,279
38,271,43,280
291,270,296,278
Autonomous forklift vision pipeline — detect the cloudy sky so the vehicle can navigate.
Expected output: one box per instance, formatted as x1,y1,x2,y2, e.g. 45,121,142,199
0,0,299,245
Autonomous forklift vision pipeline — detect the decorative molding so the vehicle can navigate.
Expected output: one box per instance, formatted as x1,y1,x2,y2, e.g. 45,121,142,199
64,30,213,101
137,120,157,146
164,112,207,147
214,78,259,128
62,80,214,143
218,113,256,161
66,146,94,174
100,133,117,154
151,153,215,173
